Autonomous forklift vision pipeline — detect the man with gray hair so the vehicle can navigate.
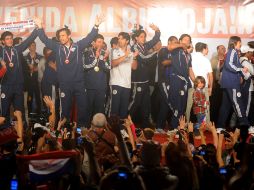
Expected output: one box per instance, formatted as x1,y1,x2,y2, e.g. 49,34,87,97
87,113,119,169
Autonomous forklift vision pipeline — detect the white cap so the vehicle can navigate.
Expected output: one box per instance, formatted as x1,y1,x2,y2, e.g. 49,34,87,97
34,123,50,132
241,45,254,53
92,113,107,128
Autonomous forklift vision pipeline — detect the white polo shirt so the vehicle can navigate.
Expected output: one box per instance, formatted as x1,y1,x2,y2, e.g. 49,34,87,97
109,48,133,89
191,52,213,87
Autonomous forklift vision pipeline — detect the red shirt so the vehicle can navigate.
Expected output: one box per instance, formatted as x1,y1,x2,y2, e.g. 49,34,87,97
193,88,207,114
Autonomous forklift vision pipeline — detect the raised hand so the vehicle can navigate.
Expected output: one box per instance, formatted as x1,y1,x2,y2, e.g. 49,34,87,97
149,23,159,31
14,110,22,119
95,13,105,26
33,17,42,28
178,115,186,130
188,121,194,133
43,96,54,109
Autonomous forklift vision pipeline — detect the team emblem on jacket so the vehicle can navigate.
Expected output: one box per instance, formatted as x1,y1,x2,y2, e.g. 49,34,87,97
113,90,117,95
1,93,5,99
137,87,142,92
180,90,184,96
237,92,241,97
35,59,39,63
60,92,65,98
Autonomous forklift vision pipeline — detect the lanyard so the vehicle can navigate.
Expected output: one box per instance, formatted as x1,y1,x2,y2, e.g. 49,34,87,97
5,48,13,63
63,44,73,64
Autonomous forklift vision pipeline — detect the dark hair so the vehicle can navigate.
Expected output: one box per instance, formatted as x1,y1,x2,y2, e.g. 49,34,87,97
168,36,178,42
93,34,104,42
118,32,130,43
56,27,71,40
140,140,161,167
216,45,224,51
110,37,118,48
195,42,207,52
179,34,192,43
194,76,206,89
1,31,13,41
135,30,146,38
28,41,36,47
13,37,22,46
143,128,154,140
100,166,145,190
228,36,241,50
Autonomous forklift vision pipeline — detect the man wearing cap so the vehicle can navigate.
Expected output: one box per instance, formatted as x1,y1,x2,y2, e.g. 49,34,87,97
87,113,118,167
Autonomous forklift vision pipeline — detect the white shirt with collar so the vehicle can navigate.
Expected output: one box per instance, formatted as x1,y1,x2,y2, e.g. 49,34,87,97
109,48,133,89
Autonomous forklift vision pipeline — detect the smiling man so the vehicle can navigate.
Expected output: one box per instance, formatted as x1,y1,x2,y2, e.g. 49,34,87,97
34,15,104,128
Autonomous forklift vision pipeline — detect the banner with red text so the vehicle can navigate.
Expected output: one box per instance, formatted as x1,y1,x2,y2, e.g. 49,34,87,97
0,0,253,39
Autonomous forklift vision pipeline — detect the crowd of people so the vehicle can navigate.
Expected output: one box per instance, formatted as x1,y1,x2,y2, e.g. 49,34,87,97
0,15,254,190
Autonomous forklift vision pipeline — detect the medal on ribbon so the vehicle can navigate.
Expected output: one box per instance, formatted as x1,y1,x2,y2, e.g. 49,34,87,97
5,48,14,68
63,44,72,64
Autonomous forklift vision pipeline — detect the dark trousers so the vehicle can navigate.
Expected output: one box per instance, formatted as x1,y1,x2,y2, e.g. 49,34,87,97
168,75,188,129
217,88,249,128
59,81,88,127
156,82,170,129
129,82,150,128
86,89,106,122
210,81,223,124
0,84,24,123
109,85,130,119
27,82,41,114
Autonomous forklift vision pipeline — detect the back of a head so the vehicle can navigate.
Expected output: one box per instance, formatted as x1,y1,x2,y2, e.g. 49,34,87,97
143,128,154,140
92,113,107,128
228,36,241,50
100,166,145,190
110,37,118,48
141,140,161,167
195,42,207,52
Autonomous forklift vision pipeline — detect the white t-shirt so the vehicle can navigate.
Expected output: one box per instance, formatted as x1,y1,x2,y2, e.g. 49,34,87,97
191,52,213,87
109,48,133,89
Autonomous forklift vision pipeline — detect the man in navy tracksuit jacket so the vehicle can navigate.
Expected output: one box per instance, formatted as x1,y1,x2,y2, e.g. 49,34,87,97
35,17,103,127
83,34,110,123
129,24,160,128
218,46,249,128
156,43,175,130
0,29,38,127
168,47,192,129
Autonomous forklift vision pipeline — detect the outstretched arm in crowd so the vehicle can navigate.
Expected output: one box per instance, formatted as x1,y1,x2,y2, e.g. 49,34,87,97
107,116,132,168
43,96,56,130
217,133,225,168
206,122,218,148
14,110,23,151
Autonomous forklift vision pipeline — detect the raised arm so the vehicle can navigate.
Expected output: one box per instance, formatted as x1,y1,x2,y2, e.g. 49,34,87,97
77,14,104,50
33,17,58,51
144,24,161,51
16,28,38,52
